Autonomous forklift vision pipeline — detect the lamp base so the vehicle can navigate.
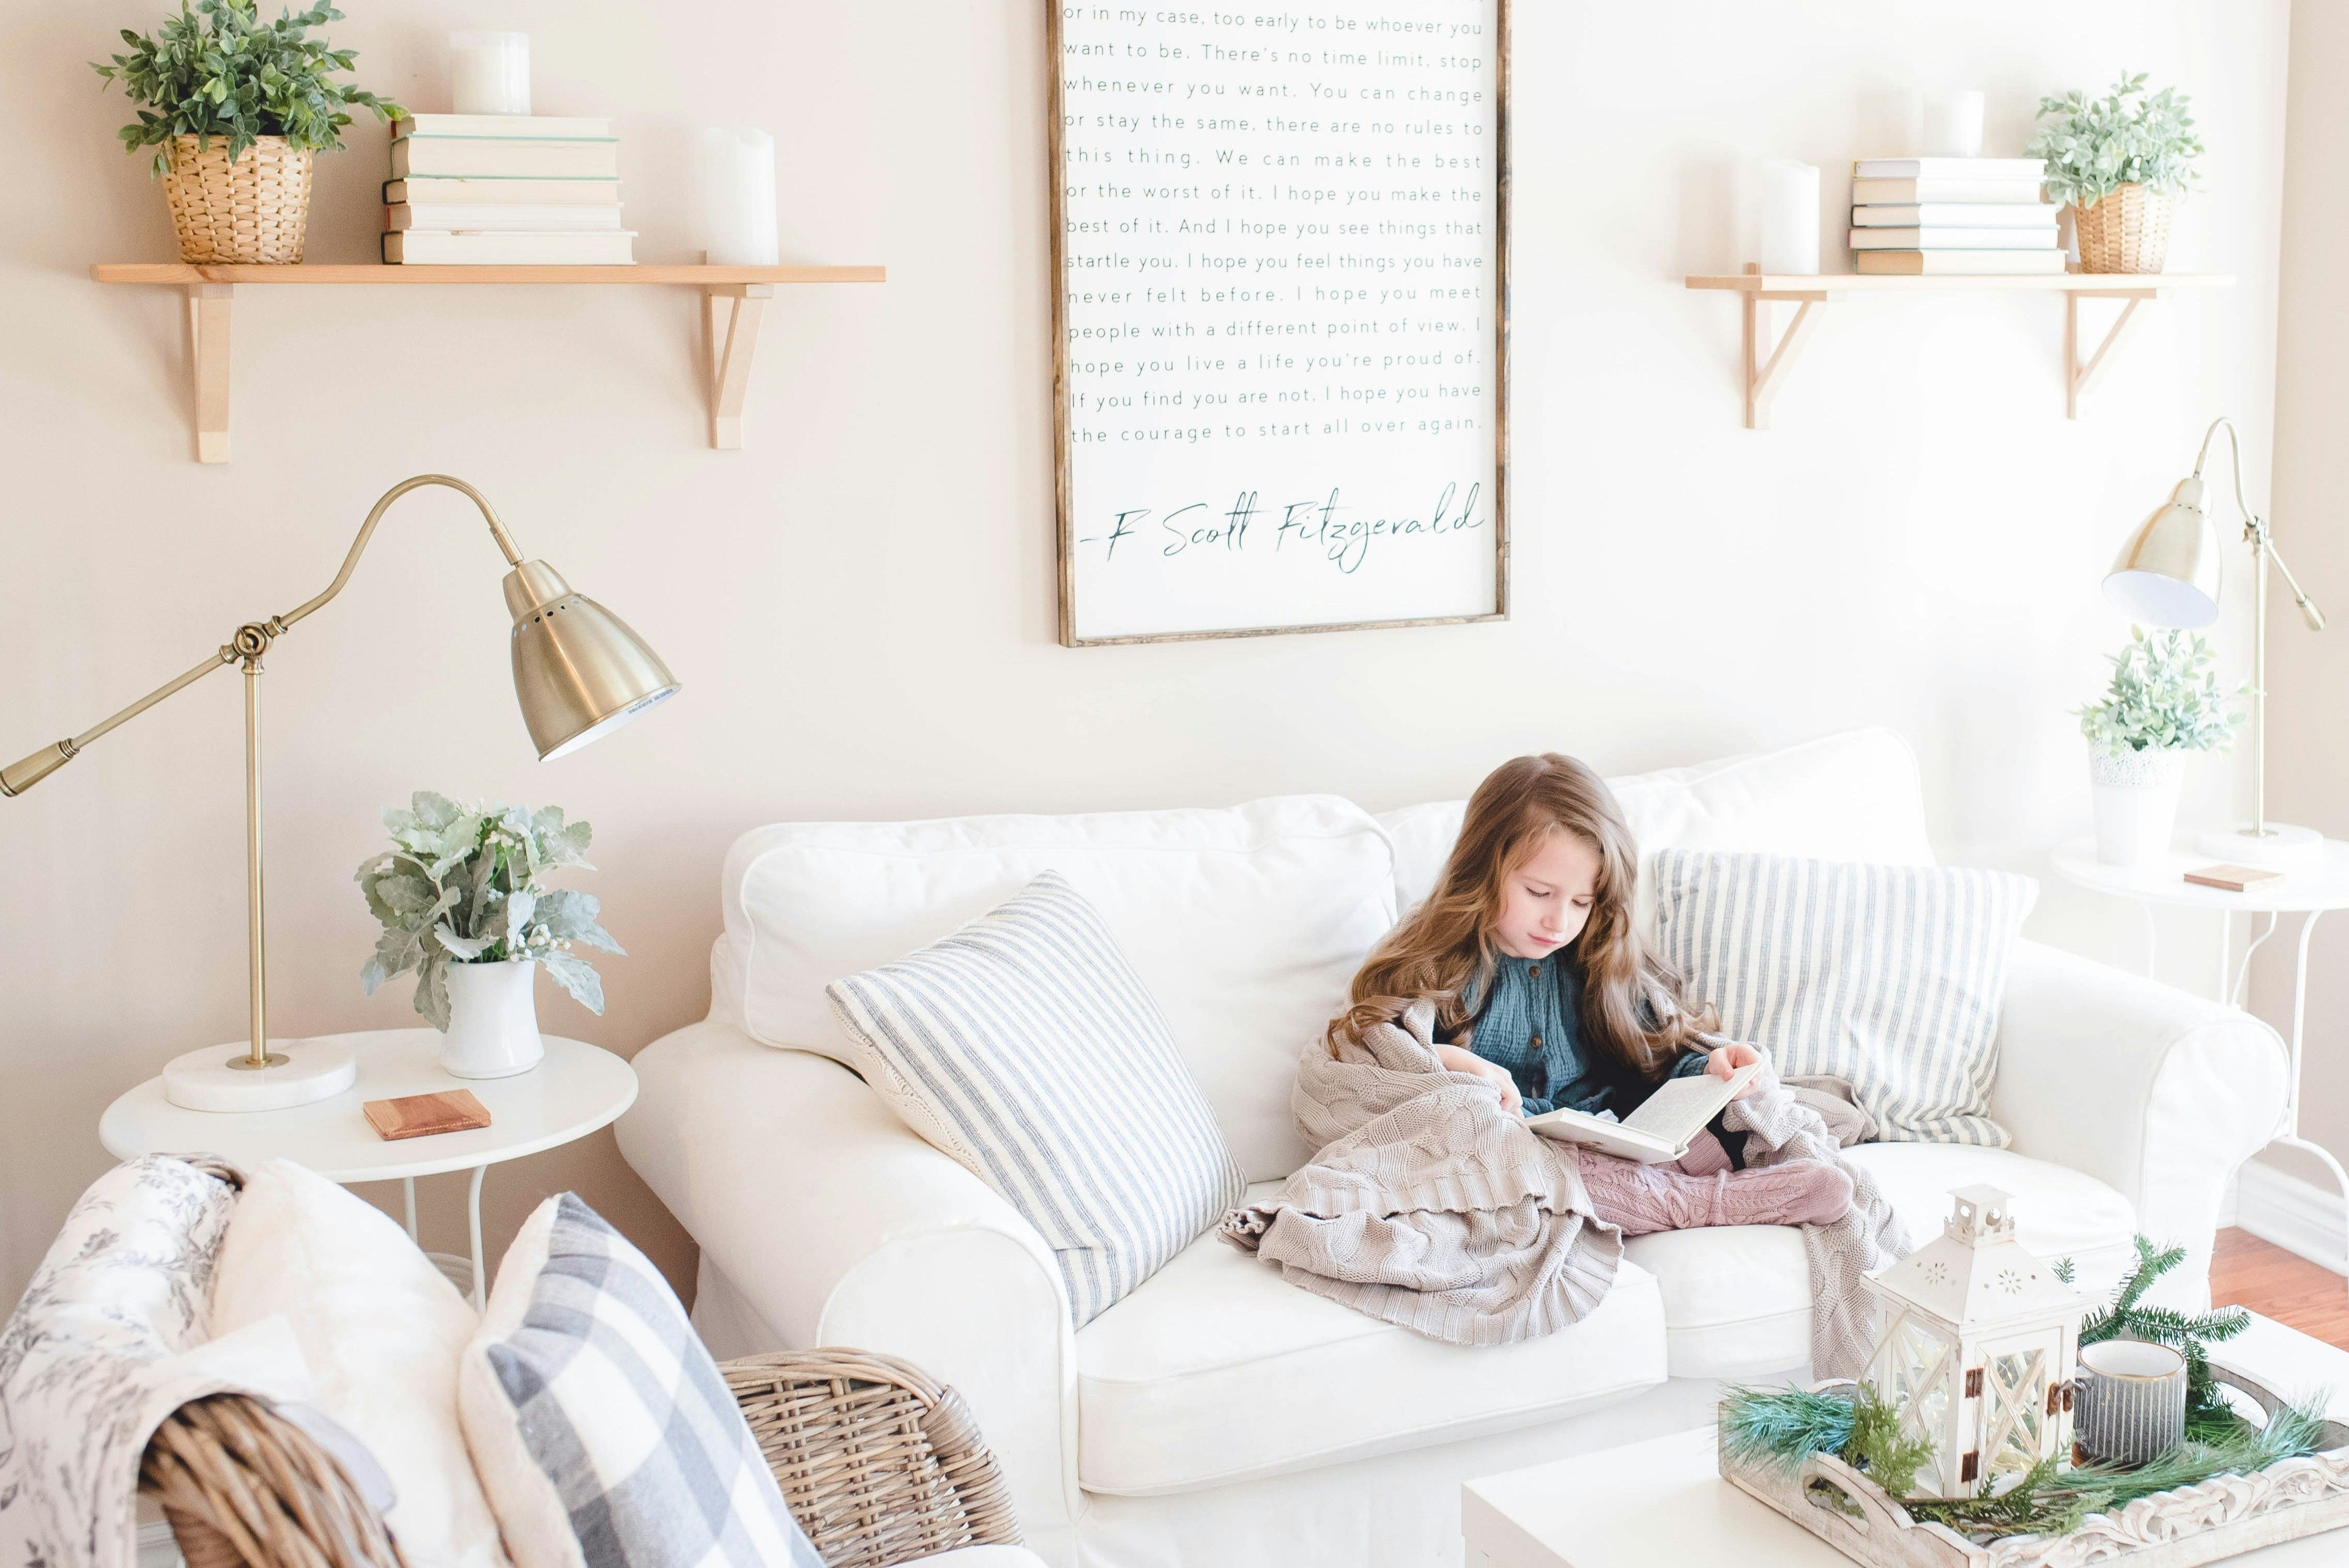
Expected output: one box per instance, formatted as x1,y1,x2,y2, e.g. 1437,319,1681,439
2192,821,2328,879
162,1038,357,1112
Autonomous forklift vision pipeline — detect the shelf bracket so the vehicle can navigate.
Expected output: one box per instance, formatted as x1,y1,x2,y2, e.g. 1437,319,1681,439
1739,264,1827,430
2064,288,2159,419
702,283,773,449
185,283,232,463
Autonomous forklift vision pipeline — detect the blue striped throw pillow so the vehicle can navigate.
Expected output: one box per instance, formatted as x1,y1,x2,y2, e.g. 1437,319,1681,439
1652,850,2037,1146
826,871,1247,1326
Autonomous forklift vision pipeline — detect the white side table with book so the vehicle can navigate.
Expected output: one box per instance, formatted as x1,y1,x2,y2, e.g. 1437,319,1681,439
2054,839,2349,1287
99,1028,637,1307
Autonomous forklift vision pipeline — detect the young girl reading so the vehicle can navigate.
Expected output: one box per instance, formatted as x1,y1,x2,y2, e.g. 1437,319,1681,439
1330,752,1854,1235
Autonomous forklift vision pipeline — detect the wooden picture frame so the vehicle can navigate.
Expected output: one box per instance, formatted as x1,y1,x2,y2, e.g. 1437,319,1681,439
1048,0,1512,647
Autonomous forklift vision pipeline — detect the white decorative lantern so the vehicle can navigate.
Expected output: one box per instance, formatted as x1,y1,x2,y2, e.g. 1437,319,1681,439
1861,1185,2087,1500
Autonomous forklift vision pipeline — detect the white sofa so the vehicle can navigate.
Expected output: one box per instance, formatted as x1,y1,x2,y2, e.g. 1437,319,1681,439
617,730,2288,1568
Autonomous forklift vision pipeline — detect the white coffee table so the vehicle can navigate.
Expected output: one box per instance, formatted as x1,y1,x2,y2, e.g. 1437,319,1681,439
100,1028,637,1307
1464,1313,2349,1567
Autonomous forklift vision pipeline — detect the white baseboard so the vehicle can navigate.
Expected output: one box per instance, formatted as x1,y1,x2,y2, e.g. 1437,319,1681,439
2233,1159,2349,1276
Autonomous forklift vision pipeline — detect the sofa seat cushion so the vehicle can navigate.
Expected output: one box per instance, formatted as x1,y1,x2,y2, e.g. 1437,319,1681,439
1846,1143,2139,1295
1622,1225,1811,1378
714,795,1395,1180
1073,1184,1668,1496
1617,1144,2139,1381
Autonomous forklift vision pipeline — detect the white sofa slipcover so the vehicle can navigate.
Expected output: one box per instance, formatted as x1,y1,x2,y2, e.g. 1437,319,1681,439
618,729,2288,1568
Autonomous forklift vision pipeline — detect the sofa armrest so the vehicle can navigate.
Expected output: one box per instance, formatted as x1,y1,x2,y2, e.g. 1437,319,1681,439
615,1021,1080,1554
1989,939,2287,1307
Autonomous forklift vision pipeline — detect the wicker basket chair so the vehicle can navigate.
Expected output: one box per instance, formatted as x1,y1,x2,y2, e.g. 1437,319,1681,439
141,1348,1020,1568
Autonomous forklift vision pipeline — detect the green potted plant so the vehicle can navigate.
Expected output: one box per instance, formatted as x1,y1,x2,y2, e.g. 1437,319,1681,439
355,793,622,1079
2077,628,2240,867
2027,72,2203,275
92,0,404,264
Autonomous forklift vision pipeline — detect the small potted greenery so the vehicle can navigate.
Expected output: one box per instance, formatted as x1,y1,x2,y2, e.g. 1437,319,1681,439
2027,72,2203,275
356,793,623,1079
92,0,404,264
2077,628,2240,866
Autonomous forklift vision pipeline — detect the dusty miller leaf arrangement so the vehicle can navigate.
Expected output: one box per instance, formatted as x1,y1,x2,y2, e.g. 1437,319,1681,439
91,0,405,177
356,792,623,1032
2077,627,2243,758
2027,72,2203,211
1720,1236,2307,1545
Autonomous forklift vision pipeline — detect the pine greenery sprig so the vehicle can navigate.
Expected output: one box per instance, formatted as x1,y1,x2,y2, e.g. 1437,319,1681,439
2062,1236,2252,1442
1720,1384,1853,1473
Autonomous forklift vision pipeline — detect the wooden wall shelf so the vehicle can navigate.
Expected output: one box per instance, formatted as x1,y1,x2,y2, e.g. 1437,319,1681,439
1684,266,2235,428
91,262,886,462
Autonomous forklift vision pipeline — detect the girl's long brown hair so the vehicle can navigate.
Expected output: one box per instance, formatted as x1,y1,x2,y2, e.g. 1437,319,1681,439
1331,753,1716,1077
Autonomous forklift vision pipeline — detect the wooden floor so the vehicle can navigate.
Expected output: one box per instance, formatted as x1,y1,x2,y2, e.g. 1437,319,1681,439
2211,1227,2349,1348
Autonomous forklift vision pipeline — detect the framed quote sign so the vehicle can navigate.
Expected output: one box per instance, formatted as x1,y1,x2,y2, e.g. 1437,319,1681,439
1049,0,1510,645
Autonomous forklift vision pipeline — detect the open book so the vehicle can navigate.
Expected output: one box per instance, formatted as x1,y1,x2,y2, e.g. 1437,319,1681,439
1525,1061,1762,1164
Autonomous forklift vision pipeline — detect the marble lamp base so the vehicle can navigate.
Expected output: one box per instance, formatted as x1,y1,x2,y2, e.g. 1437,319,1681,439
161,1038,357,1112
2196,821,2328,878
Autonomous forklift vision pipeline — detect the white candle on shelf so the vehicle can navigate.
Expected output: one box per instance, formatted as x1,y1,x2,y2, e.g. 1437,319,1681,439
1757,160,1820,277
450,32,530,116
696,127,780,266
1925,91,1986,158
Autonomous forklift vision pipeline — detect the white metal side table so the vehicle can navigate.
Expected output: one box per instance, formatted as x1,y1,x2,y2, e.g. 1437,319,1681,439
100,1028,637,1307
2054,838,2349,1284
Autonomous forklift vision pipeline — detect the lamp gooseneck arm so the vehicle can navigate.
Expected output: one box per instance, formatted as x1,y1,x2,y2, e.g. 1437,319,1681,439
0,474,524,797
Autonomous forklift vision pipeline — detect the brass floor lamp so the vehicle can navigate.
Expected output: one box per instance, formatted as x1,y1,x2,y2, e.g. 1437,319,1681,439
1,475,679,1112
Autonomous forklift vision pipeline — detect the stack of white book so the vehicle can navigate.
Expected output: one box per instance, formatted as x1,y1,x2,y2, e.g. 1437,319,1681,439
1848,157,2063,275
382,115,633,265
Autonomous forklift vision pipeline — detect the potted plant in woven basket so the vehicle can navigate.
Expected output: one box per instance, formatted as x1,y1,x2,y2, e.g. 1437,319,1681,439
92,0,404,264
2028,72,2203,275
2077,626,2240,867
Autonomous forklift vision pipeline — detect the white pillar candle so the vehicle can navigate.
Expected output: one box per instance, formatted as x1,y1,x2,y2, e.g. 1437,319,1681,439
696,127,780,266
1757,160,1821,277
1925,91,1986,158
450,32,530,116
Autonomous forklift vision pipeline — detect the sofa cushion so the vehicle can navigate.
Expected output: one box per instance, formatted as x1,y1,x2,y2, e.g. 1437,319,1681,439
1376,728,1938,925
714,795,1394,1180
1654,851,2037,1146
1621,1225,1812,1378
1618,1143,2137,1380
1074,1185,1668,1496
1845,1143,2139,1296
827,872,1247,1326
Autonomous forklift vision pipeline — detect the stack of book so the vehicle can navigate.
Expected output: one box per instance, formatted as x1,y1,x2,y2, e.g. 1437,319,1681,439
1848,157,2063,275
382,114,633,265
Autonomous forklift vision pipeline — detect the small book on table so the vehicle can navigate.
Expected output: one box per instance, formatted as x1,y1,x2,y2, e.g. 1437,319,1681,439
1524,1061,1762,1164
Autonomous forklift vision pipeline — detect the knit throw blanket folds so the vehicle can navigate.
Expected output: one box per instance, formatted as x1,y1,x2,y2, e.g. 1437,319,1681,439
1219,1001,1624,1346
1222,1006,1911,1370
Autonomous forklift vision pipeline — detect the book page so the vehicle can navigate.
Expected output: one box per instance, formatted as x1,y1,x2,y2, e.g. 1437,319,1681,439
1618,1062,1756,1145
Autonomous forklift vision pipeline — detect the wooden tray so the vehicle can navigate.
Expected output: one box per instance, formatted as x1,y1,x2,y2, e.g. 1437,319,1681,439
1719,1369,2349,1568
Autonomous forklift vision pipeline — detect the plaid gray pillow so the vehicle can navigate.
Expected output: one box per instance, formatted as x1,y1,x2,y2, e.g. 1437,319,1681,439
459,1193,822,1568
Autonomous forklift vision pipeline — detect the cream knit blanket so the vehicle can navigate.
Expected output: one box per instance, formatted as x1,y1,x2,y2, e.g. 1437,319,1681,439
1219,1001,1623,1346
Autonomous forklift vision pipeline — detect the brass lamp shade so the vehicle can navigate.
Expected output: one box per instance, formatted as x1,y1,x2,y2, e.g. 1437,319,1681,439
504,560,682,760
2103,475,2222,629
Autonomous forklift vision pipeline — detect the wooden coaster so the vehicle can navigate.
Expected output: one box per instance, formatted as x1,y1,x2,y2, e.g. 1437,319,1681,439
2184,863,2285,893
363,1088,492,1141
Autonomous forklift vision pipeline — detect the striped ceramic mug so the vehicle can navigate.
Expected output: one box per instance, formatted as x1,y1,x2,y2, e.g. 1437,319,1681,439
2073,1339,2189,1466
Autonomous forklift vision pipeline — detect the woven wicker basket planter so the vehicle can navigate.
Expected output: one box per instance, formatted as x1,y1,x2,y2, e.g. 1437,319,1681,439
161,134,314,264
2073,182,2174,275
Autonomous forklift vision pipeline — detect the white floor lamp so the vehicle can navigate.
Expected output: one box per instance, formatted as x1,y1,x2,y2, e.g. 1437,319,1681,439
2104,417,2329,874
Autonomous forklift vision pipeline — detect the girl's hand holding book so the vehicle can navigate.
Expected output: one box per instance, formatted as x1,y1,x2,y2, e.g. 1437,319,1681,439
1705,1042,1766,1099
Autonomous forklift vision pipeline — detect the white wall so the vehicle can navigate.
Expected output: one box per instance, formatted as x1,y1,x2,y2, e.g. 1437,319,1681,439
0,0,2289,1307
2254,0,2349,1189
